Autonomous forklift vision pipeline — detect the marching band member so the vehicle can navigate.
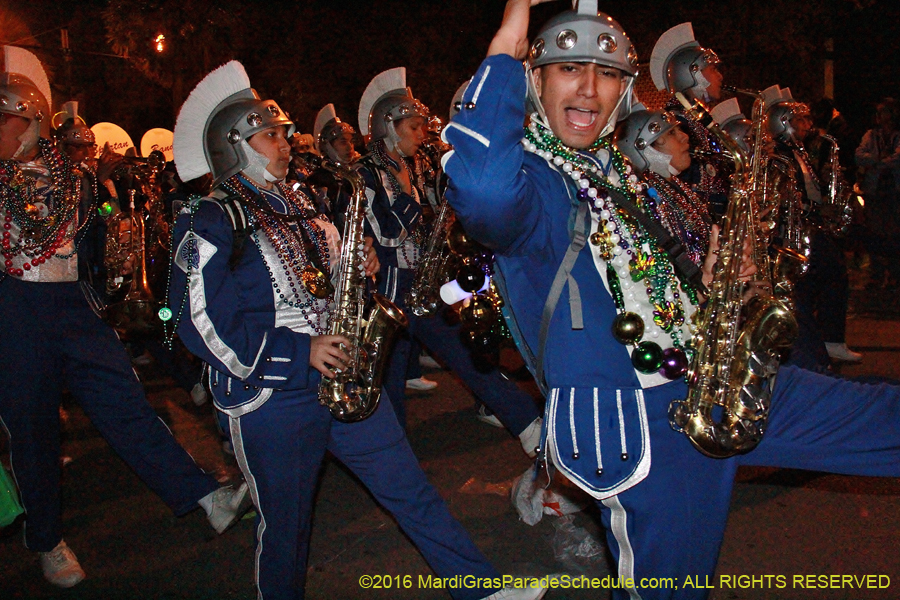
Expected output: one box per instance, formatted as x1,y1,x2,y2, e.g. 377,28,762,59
443,2,900,598
650,22,731,218
0,46,250,589
614,108,711,266
355,68,543,455
766,86,861,365
305,103,359,233
167,61,543,600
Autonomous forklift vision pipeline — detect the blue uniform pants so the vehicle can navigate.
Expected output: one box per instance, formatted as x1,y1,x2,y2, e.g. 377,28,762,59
595,365,900,600
223,388,500,600
0,277,219,551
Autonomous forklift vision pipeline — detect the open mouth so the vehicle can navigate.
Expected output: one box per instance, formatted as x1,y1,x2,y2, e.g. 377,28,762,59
565,107,598,129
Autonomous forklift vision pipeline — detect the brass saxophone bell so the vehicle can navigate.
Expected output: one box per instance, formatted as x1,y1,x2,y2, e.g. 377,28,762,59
301,265,334,299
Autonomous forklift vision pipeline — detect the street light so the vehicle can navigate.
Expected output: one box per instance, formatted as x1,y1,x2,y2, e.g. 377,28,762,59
154,34,165,53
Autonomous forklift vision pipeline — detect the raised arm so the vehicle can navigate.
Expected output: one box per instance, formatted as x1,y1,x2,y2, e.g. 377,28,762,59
487,0,554,59
442,0,557,256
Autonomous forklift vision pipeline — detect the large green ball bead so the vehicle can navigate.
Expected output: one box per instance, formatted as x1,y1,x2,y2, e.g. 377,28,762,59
612,312,645,344
631,341,664,373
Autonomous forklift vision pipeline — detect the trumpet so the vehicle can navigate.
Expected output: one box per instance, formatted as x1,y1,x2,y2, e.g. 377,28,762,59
110,150,167,181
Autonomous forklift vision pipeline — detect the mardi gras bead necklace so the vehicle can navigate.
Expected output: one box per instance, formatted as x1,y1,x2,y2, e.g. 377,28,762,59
645,172,711,266
1,139,85,276
222,176,333,333
523,115,695,379
160,198,199,350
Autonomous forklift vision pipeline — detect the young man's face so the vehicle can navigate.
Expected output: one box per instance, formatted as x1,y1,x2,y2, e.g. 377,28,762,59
535,62,628,149
328,131,356,164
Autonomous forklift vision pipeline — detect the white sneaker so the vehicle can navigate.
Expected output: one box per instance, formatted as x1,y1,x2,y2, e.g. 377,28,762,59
476,405,504,428
480,584,548,600
190,382,209,406
406,376,438,391
205,482,253,534
39,540,85,588
518,417,543,459
825,342,863,363
419,353,441,369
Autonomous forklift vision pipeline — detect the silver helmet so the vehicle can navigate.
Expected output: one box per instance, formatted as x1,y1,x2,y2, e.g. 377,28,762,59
764,86,807,144
709,98,751,153
314,103,356,162
1,46,52,156
52,101,96,148
526,0,639,137
174,61,294,187
615,107,679,176
358,67,428,146
206,91,294,185
650,23,719,99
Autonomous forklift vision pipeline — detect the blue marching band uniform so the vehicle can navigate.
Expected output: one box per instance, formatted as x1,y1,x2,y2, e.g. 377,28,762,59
443,50,900,600
0,45,249,590
354,68,542,450
168,180,505,600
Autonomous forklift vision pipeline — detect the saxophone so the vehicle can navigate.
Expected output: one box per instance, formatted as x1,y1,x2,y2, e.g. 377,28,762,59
818,134,854,236
668,93,799,458
765,153,811,310
406,195,454,316
317,160,408,422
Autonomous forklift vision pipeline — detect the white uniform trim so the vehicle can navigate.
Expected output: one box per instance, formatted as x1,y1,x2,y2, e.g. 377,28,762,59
444,122,490,149
593,388,604,472
229,417,267,600
177,232,268,380
602,494,643,600
439,148,455,171
470,65,491,105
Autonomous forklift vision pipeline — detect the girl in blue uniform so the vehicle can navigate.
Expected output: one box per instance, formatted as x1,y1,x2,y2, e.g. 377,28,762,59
168,61,546,600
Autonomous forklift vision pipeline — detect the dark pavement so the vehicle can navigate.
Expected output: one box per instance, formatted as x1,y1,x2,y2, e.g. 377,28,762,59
2,271,900,600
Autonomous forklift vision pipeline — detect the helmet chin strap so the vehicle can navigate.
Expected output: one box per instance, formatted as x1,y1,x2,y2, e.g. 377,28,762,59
12,119,40,161
690,71,712,104
324,144,343,164
644,145,676,179
240,140,281,184
384,121,406,156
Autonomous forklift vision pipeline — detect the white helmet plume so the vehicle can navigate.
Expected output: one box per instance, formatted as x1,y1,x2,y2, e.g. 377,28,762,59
173,60,251,181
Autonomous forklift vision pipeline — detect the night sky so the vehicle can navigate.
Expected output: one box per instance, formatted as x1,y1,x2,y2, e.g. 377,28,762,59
3,0,899,149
